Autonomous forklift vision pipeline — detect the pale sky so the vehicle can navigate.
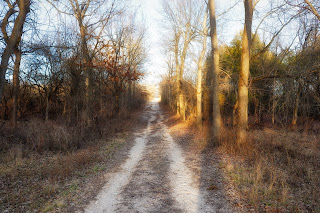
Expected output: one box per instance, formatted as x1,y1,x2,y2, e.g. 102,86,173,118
133,0,299,86
134,0,245,86
27,0,298,86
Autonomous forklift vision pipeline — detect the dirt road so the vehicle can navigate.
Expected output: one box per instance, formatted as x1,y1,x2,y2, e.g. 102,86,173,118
84,96,238,213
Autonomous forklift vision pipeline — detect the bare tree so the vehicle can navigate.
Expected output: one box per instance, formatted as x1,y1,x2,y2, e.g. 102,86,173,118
47,0,118,123
237,0,253,144
196,11,208,128
161,0,202,121
208,0,221,144
0,0,31,101
12,44,22,127
303,0,320,21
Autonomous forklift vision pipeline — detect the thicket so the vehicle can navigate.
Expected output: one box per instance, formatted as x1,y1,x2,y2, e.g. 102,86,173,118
161,32,320,130
0,0,148,153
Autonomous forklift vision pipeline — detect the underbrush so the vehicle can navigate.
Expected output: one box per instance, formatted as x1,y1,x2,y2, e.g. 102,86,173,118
218,127,320,212
161,103,320,212
0,109,142,212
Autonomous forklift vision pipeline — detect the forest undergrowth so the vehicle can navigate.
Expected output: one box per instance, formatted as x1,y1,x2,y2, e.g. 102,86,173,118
218,127,320,212
163,107,320,212
0,105,145,212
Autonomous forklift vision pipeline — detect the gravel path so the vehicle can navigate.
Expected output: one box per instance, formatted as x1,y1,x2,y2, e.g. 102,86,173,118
84,96,237,213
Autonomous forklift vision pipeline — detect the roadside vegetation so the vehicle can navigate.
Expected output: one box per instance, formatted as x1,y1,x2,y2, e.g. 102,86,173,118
0,94,147,212
160,0,320,211
0,0,148,211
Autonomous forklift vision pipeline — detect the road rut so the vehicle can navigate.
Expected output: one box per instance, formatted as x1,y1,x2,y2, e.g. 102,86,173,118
84,97,236,213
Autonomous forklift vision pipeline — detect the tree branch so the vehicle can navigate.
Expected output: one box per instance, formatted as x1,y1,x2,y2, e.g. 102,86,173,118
304,0,320,21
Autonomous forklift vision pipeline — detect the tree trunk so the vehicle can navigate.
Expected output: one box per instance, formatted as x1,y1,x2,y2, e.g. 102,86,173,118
209,0,221,144
133,80,136,102
128,81,132,109
197,12,208,128
237,0,253,144
233,100,238,127
179,32,192,121
292,79,302,126
12,48,22,127
272,78,276,125
79,16,93,124
174,32,181,115
45,93,49,121
0,0,30,100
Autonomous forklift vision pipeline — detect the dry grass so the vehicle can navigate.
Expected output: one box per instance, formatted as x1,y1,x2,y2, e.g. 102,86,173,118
0,109,142,212
162,106,320,212
219,127,320,212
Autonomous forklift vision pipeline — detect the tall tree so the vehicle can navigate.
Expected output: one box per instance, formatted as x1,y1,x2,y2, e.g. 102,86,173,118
208,0,221,144
196,11,208,128
161,0,200,121
0,0,31,101
237,0,253,144
47,0,117,123
12,45,22,127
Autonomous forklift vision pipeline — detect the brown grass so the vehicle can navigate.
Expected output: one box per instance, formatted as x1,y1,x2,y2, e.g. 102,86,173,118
162,106,320,212
0,108,143,212
219,127,320,212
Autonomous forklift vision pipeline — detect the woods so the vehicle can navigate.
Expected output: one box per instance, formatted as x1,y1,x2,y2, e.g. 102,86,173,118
0,1,148,210
159,0,320,211
1,0,320,212
160,0,320,143
0,0,146,127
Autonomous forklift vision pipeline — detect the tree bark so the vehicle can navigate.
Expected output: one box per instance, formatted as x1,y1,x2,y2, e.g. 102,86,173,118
79,21,93,124
304,0,320,21
237,0,253,144
12,48,22,127
179,31,192,121
209,0,221,144
174,32,181,115
196,12,208,128
0,0,30,100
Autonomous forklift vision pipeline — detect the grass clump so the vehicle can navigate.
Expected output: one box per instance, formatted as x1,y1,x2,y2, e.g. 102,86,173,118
219,127,320,212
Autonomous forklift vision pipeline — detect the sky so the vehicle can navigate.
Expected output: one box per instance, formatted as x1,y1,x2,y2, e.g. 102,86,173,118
131,0,166,85
132,0,301,87
133,0,246,86
2,0,297,86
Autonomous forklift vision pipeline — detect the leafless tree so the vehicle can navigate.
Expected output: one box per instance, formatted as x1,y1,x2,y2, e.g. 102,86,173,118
208,0,221,144
236,0,253,144
0,0,31,101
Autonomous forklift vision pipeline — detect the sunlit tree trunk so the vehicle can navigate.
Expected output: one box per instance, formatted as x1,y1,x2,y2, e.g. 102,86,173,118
179,32,192,121
197,12,208,128
174,32,181,116
209,0,221,144
237,0,253,144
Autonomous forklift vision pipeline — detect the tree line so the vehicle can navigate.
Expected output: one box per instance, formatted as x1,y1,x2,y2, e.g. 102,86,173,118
0,0,147,127
160,0,320,145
